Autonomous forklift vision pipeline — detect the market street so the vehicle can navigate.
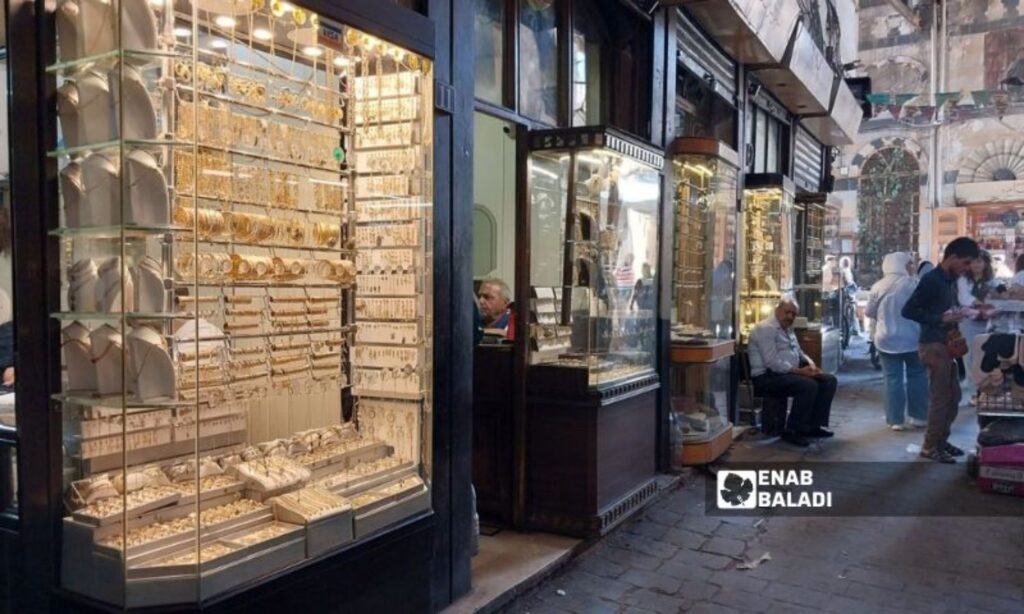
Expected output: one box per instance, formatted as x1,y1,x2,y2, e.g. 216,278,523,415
508,346,1024,614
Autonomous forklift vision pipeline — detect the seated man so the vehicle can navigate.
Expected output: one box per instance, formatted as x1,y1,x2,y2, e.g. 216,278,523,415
748,298,837,447
477,278,514,337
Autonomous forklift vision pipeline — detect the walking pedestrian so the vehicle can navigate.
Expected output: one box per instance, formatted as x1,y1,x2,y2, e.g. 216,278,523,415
866,252,928,430
901,237,981,463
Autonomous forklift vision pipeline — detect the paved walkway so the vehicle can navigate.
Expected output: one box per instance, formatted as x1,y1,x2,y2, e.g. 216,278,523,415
506,341,1024,614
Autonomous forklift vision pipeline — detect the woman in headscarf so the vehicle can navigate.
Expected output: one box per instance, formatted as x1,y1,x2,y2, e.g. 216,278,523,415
866,252,928,430
956,250,995,404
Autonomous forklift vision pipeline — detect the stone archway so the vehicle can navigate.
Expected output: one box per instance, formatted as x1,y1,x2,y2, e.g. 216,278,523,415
856,147,922,286
958,139,1024,183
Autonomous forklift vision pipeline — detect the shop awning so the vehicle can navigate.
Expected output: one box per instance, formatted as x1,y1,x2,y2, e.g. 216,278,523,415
754,22,834,116
801,79,864,146
675,0,799,64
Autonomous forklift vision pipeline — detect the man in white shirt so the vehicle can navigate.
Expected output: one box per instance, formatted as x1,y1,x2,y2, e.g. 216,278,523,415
749,298,837,447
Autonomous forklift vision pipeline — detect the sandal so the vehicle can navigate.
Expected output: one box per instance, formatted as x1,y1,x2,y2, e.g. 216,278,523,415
943,442,965,457
920,448,956,464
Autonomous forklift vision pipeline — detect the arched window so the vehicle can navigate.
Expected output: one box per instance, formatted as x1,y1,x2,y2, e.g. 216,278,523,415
857,148,921,285
472,205,498,278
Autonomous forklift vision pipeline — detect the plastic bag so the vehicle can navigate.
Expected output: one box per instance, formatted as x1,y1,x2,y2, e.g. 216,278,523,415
978,419,1024,447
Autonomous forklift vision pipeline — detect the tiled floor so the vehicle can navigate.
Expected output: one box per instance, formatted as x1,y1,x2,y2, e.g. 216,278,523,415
504,340,1024,613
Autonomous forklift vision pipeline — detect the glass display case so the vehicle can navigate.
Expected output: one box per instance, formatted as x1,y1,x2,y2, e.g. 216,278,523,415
51,1,433,607
666,138,738,467
739,174,796,340
669,138,738,342
794,194,841,372
794,196,825,324
525,127,662,392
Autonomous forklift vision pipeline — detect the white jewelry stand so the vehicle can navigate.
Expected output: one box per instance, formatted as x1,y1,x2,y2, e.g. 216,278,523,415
75,71,117,146
77,0,117,58
125,150,169,225
127,326,175,401
81,153,119,226
90,324,124,395
67,258,98,312
110,64,157,141
56,82,82,150
120,0,159,53
96,257,136,313
55,0,82,60
62,322,97,392
133,256,165,313
60,162,86,227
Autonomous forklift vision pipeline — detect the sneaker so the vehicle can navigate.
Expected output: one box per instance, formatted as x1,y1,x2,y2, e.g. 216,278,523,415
907,418,927,428
890,424,907,431
920,448,956,464
943,442,965,457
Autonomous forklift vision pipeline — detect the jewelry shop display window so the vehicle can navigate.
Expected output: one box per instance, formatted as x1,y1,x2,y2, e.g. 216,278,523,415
739,174,795,341
794,196,825,325
525,127,662,392
669,138,738,342
50,0,434,607
794,194,840,372
667,138,738,467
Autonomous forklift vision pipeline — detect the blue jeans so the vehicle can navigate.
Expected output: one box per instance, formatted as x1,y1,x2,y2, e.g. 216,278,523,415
879,350,929,425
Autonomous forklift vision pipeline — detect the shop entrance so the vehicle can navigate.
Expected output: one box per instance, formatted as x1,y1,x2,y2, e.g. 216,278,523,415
461,113,582,613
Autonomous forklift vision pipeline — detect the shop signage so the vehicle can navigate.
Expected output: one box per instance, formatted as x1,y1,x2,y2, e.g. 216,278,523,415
1001,211,1020,228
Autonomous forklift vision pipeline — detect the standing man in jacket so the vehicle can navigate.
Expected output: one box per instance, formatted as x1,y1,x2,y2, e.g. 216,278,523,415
901,237,980,463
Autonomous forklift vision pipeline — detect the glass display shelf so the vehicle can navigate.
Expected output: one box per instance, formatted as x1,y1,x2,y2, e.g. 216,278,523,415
46,47,189,75
180,86,352,133
524,127,663,393
49,0,436,607
51,224,191,239
47,138,196,159
668,137,739,346
739,174,795,341
51,311,180,321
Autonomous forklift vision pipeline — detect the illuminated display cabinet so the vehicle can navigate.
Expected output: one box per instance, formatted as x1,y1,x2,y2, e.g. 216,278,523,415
666,138,738,466
520,127,662,536
49,0,435,607
524,128,661,392
794,193,841,372
740,174,796,340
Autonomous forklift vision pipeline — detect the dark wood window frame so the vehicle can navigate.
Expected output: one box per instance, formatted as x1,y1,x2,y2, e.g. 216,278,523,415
473,0,652,136
746,96,791,176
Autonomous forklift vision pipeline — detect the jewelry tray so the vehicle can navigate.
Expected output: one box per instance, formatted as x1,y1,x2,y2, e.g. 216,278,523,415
87,494,270,560
352,479,430,540
127,520,303,579
304,439,393,480
321,460,418,499
272,500,355,558
64,521,306,608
